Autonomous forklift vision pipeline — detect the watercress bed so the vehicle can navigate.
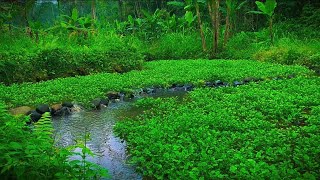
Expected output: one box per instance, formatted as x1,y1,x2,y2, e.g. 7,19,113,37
0,60,312,109
115,76,320,179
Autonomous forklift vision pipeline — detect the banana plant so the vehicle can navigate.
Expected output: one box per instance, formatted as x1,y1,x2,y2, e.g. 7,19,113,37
59,8,96,39
249,0,277,45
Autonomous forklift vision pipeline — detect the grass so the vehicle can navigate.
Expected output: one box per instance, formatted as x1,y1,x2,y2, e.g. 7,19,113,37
0,60,313,109
115,76,320,179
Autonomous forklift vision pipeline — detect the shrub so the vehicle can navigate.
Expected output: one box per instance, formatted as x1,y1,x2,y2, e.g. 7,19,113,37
0,46,144,85
221,31,267,59
147,32,205,60
253,38,320,72
0,103,109,179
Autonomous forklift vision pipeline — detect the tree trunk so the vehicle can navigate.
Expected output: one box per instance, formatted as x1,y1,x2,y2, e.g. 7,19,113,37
118,0,123,21
24,3,32,38
91,0,96,20
213,0,220,54
209,0,220,54
195,1,207,52
224,4,230,47
208,1,214,53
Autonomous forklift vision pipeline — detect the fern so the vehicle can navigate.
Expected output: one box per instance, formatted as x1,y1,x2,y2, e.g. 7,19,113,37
34,112,54,141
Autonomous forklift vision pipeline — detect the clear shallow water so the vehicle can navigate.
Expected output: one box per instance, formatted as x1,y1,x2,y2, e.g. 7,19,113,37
52,102,142,180
52,90,188,180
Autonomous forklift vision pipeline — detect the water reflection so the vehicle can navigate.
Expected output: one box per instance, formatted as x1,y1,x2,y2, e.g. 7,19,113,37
52,102,142,180
52,90,188,179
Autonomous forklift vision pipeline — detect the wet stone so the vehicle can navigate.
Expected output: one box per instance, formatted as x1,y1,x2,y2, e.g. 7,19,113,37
143,88,155,94
92,98,102,109
62,102,74,108
36,104,50,114
54,107,71,116
215,80,224,86
10,106,32,115
100,98,109,106
233,81,243,87
29,110,42,122
107,91,120,100
205,82,214,87
184,84,194,91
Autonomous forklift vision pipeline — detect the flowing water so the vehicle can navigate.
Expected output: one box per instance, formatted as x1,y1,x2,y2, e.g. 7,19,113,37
52,90,188,180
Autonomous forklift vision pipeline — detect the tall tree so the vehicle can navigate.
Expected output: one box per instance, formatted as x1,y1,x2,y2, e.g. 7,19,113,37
208,0,220,54
91,0,96,20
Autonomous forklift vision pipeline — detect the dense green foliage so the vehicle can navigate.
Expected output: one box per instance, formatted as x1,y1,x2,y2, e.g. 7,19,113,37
0,1,319,179
0,60,312,109
115,77,320,179
0,33,143,84
0,103,109,179
0,1,319,82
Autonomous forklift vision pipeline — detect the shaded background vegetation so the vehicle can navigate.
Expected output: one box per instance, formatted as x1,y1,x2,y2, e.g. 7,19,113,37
0,0,319,84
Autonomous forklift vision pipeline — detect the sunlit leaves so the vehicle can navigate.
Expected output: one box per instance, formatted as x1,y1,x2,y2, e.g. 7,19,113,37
115,76,320,179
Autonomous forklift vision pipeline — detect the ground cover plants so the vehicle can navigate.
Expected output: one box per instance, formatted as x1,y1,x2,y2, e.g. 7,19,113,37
0,60,312,109
114,76,320,179
1,1,319,179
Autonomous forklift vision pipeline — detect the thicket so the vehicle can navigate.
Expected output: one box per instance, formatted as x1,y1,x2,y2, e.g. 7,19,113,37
115,77,320,179
0,1,319,85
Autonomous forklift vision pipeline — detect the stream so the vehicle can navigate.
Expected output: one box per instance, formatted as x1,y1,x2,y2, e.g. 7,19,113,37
52,90,188,180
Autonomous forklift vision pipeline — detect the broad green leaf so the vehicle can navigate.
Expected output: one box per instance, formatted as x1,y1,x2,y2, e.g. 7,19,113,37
184,11,194,26
255,1,267,14
265,0,277,16
71,8,79,22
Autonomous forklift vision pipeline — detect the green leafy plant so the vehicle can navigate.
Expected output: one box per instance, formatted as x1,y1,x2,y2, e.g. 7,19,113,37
249,0,277,45
0,59,311,109
115,76,320,179
0,104,110,179
58,8,96,41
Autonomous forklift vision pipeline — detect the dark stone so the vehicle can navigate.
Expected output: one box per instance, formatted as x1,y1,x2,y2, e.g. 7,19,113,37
243,77,253,84
92,98,102,109
100,98,109,106
50,104,62,115
184,84,194,91
106,91,120,100
205,82,214,87
54,107,71,116
29,110,42,122
288,74,296,79
170,84,177,88
233,81,243,87
175,86,186,91
215,80,224,86
62,102,74,108
92,98,109,109
176,84,184,87
143,88,155,94
254,77,264,82
126,93,135,99
36,104,50,114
